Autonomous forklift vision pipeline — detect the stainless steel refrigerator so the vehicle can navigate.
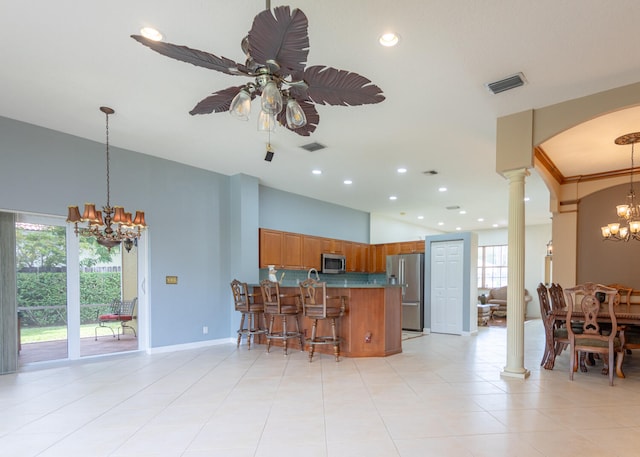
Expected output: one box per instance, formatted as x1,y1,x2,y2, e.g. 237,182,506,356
386,253,424,331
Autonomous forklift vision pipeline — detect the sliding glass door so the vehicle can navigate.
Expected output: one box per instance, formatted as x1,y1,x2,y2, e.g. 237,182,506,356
16,212,140,366
16,215,69,364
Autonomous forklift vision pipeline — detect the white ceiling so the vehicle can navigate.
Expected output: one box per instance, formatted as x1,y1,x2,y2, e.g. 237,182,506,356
2,1,640,232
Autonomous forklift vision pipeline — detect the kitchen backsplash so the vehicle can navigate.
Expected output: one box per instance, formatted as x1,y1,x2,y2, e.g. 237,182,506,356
259,269,387,286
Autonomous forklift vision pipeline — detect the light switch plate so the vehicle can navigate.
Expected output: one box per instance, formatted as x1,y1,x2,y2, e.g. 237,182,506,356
166,276,178,285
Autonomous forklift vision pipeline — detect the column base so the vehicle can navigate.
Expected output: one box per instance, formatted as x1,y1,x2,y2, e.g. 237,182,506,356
500,368,531,379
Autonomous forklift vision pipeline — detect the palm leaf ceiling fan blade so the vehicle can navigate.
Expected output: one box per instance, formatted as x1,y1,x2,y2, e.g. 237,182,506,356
131,35,248,76
189,86,255,115
303,65,386,106
248,6,309,74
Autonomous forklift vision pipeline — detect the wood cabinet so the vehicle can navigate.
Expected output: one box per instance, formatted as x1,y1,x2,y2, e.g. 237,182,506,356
346,287,402,357
385,242,401,256
259,228,303,269
260,228,422,272
368,244,387,273
322,238,344,254
398,240,424,254
355,243,369,272
251,285,402,358
345,242,369,272
259,228,283,268
303,235,323,270
282,232,303,269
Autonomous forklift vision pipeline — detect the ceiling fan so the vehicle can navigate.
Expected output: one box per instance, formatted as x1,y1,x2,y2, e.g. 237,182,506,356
131,3,385,136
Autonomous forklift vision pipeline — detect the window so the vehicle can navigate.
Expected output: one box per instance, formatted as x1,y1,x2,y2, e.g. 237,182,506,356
478,245,508,289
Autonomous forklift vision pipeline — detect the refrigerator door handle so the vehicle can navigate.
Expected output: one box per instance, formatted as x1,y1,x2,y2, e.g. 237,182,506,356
400,258,405,298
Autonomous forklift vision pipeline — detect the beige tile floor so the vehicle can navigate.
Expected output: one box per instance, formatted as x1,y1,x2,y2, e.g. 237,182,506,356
2,320,640,457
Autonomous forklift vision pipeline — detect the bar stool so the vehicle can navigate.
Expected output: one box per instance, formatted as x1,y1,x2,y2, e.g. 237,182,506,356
230,279,266,350
299,278,347,362
260,279,304,355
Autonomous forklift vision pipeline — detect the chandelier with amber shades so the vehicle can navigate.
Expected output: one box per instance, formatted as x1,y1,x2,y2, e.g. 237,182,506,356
66,107,147,251
601,132,640,241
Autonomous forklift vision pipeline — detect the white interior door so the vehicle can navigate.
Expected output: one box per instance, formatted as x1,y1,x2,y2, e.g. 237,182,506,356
430,240,463,334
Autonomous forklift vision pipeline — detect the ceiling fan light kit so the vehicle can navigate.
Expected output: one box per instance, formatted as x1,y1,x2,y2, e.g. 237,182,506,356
131,4,384,138
601,132,640,241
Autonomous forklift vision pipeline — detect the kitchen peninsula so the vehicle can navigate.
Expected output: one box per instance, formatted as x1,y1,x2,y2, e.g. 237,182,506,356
252,283,403,357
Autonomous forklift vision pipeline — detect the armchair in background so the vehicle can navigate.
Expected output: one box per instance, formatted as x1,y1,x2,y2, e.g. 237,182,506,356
486,285,532,319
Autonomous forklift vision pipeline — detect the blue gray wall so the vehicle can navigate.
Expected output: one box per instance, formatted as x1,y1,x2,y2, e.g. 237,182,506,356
259,186,370,243
0,116,370,350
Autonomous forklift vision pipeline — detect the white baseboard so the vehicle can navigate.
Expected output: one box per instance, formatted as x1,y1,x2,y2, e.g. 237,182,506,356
147,337,235,354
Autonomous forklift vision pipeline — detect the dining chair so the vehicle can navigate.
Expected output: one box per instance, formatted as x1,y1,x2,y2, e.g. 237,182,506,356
537,283,568,370
564,282,624,386
549,282,596,370
607,283,633,312
607,283,637,355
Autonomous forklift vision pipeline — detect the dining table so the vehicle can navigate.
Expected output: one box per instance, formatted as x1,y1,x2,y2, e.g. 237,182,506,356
551,304,640,378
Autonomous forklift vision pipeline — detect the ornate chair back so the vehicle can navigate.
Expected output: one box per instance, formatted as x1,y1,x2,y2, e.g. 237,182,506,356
299,278,346,319
564,282,622,385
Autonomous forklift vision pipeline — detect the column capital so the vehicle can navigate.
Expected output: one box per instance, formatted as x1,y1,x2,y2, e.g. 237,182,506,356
503,168,530,181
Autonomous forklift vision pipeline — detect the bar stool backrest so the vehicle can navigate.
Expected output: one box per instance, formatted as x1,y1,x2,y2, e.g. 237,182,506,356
230,279,250,312
299,278,346,319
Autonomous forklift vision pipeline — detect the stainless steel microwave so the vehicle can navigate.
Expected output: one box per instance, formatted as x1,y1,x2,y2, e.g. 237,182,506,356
321,253,346,274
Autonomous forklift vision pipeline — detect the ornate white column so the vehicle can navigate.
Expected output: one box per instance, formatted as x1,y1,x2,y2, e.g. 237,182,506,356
501,168,530,379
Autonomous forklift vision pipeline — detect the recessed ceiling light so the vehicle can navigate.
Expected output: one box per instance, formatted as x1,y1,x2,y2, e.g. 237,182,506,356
417,216,424,220
477,218,484,222
459,210,466,215
492,223,499,228
524,197,530,202
312,169,322,175
379,32,400,47
455,227,462,231
140,27,163,41
389,196,397,200
397,167,407,174
438,187,447,192
438,222,444,226
343,179,352,185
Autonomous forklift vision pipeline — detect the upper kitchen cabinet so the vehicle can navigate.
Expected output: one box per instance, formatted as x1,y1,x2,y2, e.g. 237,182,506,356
259,228,303,269
345,242,369,272
259,228,282,268
385,243,401,256
282,232,303,269
303,235,323,270
398,241,424,254
368,244,386,273
322,238,344,254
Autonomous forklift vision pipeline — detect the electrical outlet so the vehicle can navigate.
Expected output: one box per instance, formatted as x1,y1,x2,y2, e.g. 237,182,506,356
202,326,208,335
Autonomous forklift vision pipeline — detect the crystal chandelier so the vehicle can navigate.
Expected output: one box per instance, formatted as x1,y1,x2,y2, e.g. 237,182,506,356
601,132,640,241
66,107,147,251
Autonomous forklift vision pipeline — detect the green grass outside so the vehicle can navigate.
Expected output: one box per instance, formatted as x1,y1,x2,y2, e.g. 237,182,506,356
20,324,116,343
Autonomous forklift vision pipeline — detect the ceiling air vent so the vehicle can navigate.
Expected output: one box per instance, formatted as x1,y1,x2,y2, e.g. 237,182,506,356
485,72,527,95
300,142,326,152
422,170,438,175
446,205,460,210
